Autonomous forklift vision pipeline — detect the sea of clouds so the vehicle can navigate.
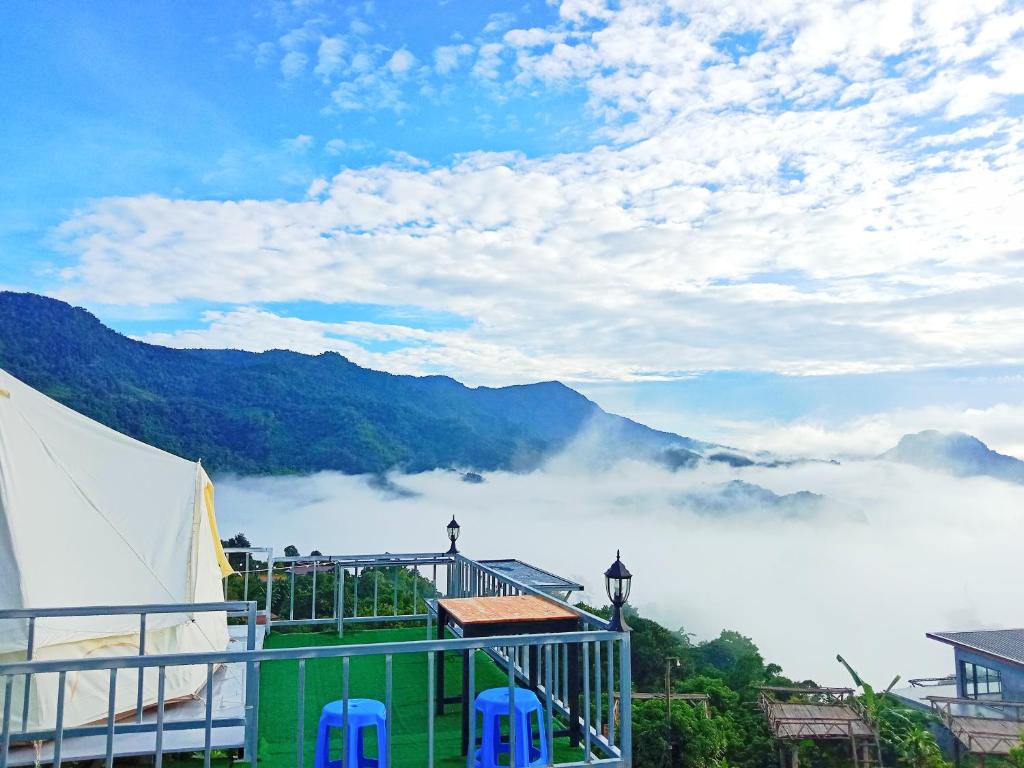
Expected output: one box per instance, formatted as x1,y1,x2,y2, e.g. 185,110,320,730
215,441,1024,689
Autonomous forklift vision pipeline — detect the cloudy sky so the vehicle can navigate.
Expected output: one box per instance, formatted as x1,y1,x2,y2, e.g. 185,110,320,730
3,0,1024,449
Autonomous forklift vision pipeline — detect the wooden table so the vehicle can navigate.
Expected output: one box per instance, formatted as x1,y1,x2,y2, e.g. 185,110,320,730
434,595,582,754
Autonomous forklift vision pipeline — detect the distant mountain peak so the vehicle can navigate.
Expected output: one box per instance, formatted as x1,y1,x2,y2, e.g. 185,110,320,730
881,430,1024,485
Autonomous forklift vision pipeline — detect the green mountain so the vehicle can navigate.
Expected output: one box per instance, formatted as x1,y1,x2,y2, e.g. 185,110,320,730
0,292,703,475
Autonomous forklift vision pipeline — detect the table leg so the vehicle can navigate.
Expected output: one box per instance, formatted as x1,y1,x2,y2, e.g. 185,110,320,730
461,649,470,755
436,606,446,715
569,641,581,747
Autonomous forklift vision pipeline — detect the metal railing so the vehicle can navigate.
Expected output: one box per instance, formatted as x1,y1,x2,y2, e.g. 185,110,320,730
223,547,274,622
0,601,258,766
1,627,630,768
0,550,633,768
453,555,610,630
233,549,606,635
261,552,449,634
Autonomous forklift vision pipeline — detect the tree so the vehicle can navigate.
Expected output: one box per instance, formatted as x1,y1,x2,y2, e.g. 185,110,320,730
633,697,730,768
221,532,252,570
283,544,299,557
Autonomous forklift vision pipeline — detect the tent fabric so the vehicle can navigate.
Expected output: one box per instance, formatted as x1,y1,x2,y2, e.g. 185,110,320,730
0,368,232,732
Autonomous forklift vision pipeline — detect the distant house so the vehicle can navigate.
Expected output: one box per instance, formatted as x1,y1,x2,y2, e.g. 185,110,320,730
926,629,1024,701
893,629,1024,758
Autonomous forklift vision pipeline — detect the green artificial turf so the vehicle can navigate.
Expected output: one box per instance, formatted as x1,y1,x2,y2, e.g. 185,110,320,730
256,627,585,767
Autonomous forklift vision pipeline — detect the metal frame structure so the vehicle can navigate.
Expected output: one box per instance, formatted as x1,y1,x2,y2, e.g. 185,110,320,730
223,547,274,622
0,549,634,768
928,696,1024,757
624,693,710,719
476,559,585,600
0,601,258,766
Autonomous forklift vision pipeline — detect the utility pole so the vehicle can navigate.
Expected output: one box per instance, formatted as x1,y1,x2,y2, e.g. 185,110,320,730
665,656,680,765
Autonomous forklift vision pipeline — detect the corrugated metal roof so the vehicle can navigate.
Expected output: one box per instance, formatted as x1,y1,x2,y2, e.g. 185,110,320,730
927,629,1024,666
477,559,584,592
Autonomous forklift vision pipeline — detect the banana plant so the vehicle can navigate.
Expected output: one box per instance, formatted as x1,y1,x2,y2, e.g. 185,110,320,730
836,654,949,768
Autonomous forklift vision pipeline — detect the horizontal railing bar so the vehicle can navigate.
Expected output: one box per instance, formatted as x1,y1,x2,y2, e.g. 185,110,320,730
265,618,339,627
457,555,610,629
267,613,429,629
336,613,429,624
0,630,622,675
0,602,251,620
269,552,449,564
14,717,247,742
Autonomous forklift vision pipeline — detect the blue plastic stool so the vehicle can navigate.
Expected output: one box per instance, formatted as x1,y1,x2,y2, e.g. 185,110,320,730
315,699,387,768
473,687,548,768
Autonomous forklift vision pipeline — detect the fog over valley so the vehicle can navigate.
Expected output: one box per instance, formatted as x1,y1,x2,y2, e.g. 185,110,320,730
216,439,1024,689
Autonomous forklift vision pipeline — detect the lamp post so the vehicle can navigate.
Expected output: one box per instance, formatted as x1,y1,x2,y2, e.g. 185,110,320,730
446,515,460,555
604,550,632,632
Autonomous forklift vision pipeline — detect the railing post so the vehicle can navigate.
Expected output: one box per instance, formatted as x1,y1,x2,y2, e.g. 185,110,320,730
21,616,34,734
619,634,632,768
290,564,296,621
2,675,13,768
244,622,259,764
247,602,257,651
136,613,147,724
265,554,275,636
427,651,436,768
296,660,306,768
337,564,346,637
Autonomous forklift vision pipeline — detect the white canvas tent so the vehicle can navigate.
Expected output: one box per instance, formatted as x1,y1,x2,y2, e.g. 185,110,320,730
0,368,233,732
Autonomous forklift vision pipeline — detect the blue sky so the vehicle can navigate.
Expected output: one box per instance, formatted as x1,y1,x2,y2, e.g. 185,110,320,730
3,0,1024,452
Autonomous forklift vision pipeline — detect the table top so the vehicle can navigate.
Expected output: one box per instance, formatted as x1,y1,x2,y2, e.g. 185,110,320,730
437,595,578,625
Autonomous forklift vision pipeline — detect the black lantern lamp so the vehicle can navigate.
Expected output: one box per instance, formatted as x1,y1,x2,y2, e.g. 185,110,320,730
446,515,461,555
605,550,632,632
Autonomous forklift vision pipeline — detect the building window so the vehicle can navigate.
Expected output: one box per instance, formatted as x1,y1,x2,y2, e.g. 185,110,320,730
962,661,1003,699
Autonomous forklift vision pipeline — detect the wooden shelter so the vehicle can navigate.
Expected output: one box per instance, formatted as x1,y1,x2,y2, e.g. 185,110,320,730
758,686,882,768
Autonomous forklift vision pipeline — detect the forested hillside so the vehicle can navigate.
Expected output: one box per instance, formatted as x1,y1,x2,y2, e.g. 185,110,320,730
0,292,696,474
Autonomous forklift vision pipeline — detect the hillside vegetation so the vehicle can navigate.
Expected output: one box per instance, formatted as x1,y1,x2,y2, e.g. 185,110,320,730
0,292,694,474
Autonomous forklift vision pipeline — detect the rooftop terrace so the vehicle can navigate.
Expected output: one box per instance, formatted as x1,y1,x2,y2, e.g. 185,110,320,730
0,547,634,768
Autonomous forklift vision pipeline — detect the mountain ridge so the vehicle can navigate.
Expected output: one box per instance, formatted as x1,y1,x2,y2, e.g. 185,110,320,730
880,429,1024,485
0,291,702,475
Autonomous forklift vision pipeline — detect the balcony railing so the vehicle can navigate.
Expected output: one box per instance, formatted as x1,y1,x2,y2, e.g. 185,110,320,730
0,550,633,768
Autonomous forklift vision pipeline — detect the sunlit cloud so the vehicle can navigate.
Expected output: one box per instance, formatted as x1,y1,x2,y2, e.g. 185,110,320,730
48,0,1024,384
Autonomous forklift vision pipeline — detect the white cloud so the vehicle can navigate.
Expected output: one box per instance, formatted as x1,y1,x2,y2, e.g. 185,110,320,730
282,134,315,153
306,177,329,198
49,0,1024,385
350,51,374,72
216,455,1024,686
483,12,516,34
433,43,474,75
135,306,647,386
386,48,416,75
280,50,308,78
314,36,346,81
350,18,372,36
708,403,1024,462
472,43,505,79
